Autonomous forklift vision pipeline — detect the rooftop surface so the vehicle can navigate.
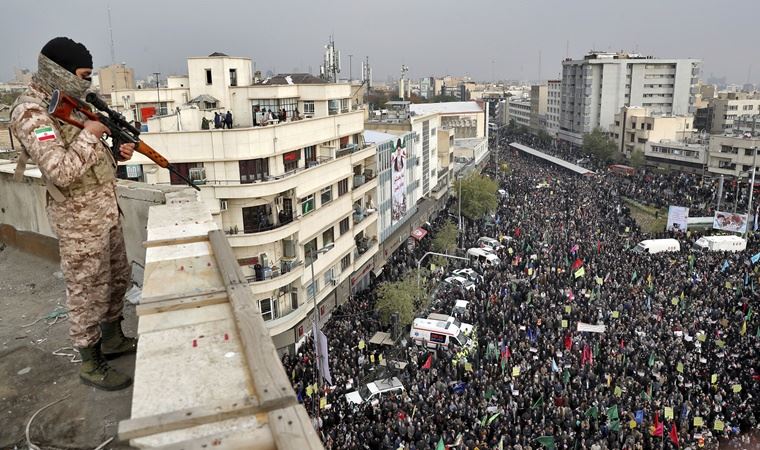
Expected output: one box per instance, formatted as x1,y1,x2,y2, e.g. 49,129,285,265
409,101,483,115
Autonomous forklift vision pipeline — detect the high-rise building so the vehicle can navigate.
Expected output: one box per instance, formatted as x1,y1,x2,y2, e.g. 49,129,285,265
558,51,701,146
708,92,760,134
546,80,561,136
529,85,547,131
97,63,135,96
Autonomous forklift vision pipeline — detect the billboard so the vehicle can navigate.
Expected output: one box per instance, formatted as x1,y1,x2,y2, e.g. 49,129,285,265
391,137,407,224
666,206,689,232
713,211,748,234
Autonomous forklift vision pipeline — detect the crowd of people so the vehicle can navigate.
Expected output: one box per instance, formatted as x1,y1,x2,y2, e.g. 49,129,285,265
282,133,759,450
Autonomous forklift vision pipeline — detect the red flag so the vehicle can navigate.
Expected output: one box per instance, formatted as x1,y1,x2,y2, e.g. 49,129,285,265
581,344,592,366
571,258,583,271
421,354,432,370
514,227,521,238
564,334,572,351
502,345,511,360
651,412,663,436
669,423,679,448
619,339,625,349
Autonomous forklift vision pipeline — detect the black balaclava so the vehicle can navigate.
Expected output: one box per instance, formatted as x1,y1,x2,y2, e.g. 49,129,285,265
33,37,93,99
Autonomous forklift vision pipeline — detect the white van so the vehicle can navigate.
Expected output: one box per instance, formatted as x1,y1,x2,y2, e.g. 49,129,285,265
427,313,474,334
344,377,405,405
694,235,747,252
632,238,680,254
410,318,470,349
478,236,504,251
467,247,502,266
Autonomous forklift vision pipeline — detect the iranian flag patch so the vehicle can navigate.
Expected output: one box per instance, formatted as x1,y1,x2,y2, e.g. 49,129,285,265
33,125,56,142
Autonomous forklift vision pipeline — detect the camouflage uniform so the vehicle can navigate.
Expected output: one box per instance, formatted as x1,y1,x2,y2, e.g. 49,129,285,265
10,60,131,348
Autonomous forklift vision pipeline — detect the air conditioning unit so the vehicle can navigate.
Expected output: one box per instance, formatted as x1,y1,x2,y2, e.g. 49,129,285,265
330,277,338,286
188,167,206,185
219,199,228,211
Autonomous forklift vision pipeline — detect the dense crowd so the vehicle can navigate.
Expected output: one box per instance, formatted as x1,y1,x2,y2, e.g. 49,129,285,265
282,135,759,450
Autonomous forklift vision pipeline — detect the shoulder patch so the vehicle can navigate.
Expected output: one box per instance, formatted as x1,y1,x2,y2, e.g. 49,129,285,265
33,125,57,142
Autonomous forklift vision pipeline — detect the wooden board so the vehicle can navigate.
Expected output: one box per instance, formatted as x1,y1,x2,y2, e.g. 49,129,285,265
142,242,225,301
138,303,233,335
136,290,229,316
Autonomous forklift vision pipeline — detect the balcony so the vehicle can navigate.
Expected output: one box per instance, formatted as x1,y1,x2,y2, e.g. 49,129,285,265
247,260,304,295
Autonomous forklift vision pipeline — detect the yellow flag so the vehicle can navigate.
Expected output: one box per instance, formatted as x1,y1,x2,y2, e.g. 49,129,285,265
528,268,534,276
512,366,520,377
378,354,383,362
676,362,684,373
614,386,622,397
565,305,572,313
664,407,674,420
320,396,327,409
370,354,375,363
697,333,706,342
680,291,684,300
694,416,704,427
711,374,717,384
629,420,637,429
671,298,679,305
716,340,725,348
465,362,473,372
612,311,620,319
561,320,568,328
306,385,313,397
725,281,732,289
358,339,365,350
714,420,724,431
595,276,603,286
732,384,742,393
574,267,585,278
740,320,747,336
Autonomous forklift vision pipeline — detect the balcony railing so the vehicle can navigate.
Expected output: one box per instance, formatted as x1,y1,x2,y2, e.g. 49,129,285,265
245,258,302,284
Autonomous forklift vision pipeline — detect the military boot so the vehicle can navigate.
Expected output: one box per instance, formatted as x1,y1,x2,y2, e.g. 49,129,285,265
101,317,138,357
78,342,133,391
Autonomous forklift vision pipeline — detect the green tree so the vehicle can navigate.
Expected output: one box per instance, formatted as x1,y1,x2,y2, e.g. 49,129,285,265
536,129,552,148
431,220,458,266
629,149,645,168
375,271,428,327
456,173,498,221
582,128,617,162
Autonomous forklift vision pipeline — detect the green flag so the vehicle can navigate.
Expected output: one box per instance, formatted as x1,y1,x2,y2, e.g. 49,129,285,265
746,307,753,322
484,387,495,400
609,419,621,432
535,436,556,449
487,412,501,425
436,437,445,450
585,406,599,419
607,405,619,421
631,271,637,282
562,369,570,384
532,394,544,409
648,352,655,367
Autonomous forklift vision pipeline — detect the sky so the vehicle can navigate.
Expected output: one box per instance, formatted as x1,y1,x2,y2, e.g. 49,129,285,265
2,0,759,85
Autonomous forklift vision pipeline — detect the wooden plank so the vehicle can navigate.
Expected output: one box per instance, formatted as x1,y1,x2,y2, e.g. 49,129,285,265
267,406,323,450
208,230,296,406
138,303,233,335
136,291,229,316
143,234,209,249
149,425,275,450
134,416,271,449
119,395,293,441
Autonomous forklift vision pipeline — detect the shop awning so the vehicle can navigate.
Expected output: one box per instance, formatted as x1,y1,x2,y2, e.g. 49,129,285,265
411,227,428,241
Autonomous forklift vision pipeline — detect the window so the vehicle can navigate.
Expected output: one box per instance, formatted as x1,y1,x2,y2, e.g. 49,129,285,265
322,227,334,247
339,217,350,235
253,98,299,118
229,69,237,87
304,238,317,266
170,162,202,185
259,298,274,321
291,292,299,310
646,124,652,130
328,99,339,115
341,98,349,113
306,280,318,299
338,178,349,196
321,186,332,205
324,266,335,286
205,69,212,85
304,146,317,165
745,148,755,156
242,205,272,233
283,150,300,172
301,194,315,216
303,101,315,115
340,253,351,271
239,158,269,183
638,138,647,144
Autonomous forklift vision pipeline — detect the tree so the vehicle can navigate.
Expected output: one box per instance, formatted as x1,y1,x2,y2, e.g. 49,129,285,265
582,128,617,162
375,271,428,327
536,129,552,148
629,149,645,168
456,173,498,221
431,220,458,266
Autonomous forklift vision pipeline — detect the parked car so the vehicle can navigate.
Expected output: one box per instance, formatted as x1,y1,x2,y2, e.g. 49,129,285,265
345,377,405,405
451,268,482,284
443,275,476,292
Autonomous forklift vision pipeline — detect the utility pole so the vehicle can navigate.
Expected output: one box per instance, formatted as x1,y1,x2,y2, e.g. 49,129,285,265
348,54,353,81
153,72,161,115
745,146,757,235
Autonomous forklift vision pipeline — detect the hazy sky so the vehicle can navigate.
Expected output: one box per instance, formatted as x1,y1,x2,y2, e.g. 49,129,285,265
2,0,758,85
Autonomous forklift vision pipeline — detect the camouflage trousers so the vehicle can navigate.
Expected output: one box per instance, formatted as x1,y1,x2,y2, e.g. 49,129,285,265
48,184,131,348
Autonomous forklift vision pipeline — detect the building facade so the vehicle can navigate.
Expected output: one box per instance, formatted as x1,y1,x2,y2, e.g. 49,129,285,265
546,80,561,136
707,135,760,178
644,141,707,174
708,92,760,134
114,53,378,352
559,51,701,145
508,97,532,128
610,106,694,156
97,63,135,96
530,85,548,131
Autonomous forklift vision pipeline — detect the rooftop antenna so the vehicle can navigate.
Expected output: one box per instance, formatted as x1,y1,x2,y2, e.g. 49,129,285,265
538,50,542,83
107,4,116,64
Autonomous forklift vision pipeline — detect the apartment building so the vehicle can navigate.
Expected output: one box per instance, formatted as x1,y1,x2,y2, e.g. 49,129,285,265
708,92,760,134
96,63,135,96
734,114,760,136
609,106,694,156
707,135,760,178
644,141,707,174
530,85,548,131
112,53,377,352
508,97,532,128
546,80,561,136
559,51,701,145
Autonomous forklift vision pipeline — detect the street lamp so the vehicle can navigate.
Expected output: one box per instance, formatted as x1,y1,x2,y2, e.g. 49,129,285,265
306,242,334,421
416,251,470,291
457,174,464,248
745,146,758,236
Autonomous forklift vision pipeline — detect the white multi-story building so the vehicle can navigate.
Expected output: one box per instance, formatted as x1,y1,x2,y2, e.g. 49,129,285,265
508,97,532,128
644,140,707,175
559,51,701,145
610,106,695,156
709,92,760,134
546,80,561,136
112,53,378,353
707,135,760,179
